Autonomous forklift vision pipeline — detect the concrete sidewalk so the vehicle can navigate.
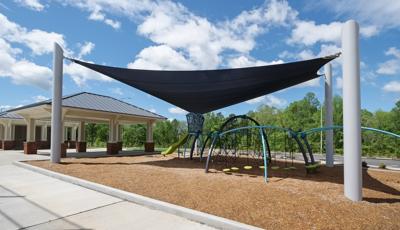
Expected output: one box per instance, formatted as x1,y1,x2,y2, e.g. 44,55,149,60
0,151,214,230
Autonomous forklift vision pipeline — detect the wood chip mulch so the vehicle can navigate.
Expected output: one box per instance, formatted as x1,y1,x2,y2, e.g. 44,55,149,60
28,154,400,230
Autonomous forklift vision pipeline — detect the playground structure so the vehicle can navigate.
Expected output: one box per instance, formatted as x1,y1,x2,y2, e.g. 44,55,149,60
50,20,377,201
300,126,400,159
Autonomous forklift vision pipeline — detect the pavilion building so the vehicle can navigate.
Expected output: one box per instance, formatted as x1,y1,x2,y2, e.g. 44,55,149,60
0,92,166,155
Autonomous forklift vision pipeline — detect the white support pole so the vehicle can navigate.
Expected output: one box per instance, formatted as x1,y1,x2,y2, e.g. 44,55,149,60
146,121,153,143
325,63,334,167
342,20,362,201
51,43,63,163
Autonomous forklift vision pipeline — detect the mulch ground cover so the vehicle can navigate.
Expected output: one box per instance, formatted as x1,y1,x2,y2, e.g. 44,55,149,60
28,154,400,229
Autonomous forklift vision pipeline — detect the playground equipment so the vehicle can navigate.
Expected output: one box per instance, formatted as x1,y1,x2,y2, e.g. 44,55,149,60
300,125,400,159
162,113,205,158
201,115,319,182
161,134,189,156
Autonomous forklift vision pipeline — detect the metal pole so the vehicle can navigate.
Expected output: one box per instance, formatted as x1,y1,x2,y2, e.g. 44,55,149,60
342,20,362,201
50,43,63,163
325,64,334,167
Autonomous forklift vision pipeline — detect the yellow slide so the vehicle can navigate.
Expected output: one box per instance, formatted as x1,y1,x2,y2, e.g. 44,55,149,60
161,134,189,156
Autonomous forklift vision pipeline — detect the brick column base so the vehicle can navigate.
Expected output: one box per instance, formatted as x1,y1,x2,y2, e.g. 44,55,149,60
61,143,67,158
2,140,16,150
117,142,123,151
107,142,119,155
68,141,76,149
36,141,50,150
76,142,87,152
145,142,154,152
24,142,37,155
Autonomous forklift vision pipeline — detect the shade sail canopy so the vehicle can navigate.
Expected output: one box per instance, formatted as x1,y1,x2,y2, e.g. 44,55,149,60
69,54,338,114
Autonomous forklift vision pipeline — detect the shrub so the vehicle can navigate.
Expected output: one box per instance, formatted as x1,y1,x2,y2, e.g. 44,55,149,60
378,163,386,169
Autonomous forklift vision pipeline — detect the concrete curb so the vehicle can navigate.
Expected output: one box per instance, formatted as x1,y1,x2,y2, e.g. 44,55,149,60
13,161,262,230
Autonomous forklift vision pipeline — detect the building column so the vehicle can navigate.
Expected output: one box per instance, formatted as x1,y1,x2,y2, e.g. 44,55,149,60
342,20,362,201
76,121,86,152
69,126,77,149
325,63,334,167
145,120,154,152
107,119,119,155
2,121,15,150
24,118,37,154
60,121,67,158
0,124,3,149
116,123,123,151
38,125,48,149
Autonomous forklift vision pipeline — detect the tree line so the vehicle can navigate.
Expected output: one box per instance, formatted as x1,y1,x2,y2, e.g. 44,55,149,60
86,92,400,158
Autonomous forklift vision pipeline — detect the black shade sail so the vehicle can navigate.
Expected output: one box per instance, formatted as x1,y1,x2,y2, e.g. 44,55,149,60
69,54,338,114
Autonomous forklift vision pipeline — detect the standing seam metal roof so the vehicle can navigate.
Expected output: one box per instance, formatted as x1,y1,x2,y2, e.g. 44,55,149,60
4,92,166,120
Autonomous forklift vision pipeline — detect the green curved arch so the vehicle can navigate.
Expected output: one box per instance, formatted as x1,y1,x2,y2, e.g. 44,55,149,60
300,126,400,138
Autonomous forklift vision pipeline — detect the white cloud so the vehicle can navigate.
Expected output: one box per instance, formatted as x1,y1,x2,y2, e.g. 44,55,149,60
168,107,187,115
383,81,400,93
64,61,112,87
111,87,123,95
88,7,121,29
130,0,298,70
128,45,195,70
316,0,400,30
33,95,49,102
246,94,287,108
0,14,67,89
377,47,400,75
385,47,400,58
78,41,95,58
0,13,68,56
148,108,156,113
0,104,23,112
14,0,44,11
227,55,283,68
288,20,378,46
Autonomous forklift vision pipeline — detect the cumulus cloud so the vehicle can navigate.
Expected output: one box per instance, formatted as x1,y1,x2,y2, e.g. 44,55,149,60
128,45,195,70
377,47,400,75
132,0,298,70
288,20,378,46
168,107,187,115
0,14,68,56
14,0,44,11
33,95,49,102
88,7,121,29
78,41,95,58
246,94,287,108
111,87,123,95
0,104,23,112
314,0,400,30
64,61,112,87
0,13,70,89
227,55,283,68
383,81,400,93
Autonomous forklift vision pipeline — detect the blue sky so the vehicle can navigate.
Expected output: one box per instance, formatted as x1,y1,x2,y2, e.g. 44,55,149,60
0,0,399,120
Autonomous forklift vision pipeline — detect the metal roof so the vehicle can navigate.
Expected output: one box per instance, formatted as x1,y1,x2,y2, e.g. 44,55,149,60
5,92,166,120
0,111,23,119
